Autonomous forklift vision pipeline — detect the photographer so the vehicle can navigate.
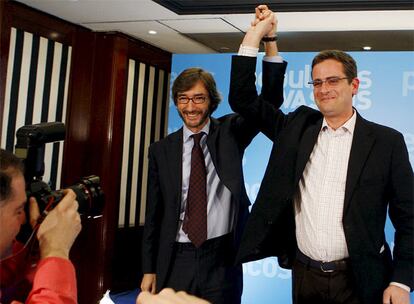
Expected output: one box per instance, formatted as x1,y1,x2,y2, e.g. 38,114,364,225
0,148,81,304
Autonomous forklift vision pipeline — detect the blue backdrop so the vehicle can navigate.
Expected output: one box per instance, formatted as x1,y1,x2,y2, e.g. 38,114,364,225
170,52,414,303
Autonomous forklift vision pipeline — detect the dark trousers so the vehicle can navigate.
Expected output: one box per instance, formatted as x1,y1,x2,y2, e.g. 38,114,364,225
164,233,242,304
292,257,362,304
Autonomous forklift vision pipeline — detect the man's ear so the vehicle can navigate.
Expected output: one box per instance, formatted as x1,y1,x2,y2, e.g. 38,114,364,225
351,77,360,96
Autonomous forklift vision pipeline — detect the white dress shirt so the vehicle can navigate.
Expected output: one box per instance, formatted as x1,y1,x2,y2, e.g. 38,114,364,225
295,111,356,261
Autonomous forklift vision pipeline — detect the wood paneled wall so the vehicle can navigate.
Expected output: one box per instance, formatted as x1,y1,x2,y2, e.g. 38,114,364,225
1,1,172,302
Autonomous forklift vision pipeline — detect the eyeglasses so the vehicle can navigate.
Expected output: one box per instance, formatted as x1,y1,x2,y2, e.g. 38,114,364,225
177,95,208,104
308,76,349,88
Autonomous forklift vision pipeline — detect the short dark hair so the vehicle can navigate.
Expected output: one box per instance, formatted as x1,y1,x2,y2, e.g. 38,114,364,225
311,50,357,83
0,148,24,205
172,67,222,114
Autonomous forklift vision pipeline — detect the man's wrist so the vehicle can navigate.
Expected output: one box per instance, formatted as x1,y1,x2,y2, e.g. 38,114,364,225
238,45,259,57
241,29,263,48
40,244,69,260
262,35,278,43
390,282,411,292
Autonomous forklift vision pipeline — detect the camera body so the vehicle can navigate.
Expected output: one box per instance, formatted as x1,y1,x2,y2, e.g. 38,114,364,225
15,122,104,217
25,175,103,217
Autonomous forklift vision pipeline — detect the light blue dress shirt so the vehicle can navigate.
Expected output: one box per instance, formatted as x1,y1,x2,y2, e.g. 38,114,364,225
176,119,235,242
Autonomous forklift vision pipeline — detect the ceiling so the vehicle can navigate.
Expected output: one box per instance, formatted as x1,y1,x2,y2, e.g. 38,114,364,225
14,0,414,54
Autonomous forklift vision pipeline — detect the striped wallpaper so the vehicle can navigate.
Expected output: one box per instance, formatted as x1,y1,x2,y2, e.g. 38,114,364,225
119,59,170,228
1,27,72,190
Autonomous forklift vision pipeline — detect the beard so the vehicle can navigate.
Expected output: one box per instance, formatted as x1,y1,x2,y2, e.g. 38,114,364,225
178,109,210,131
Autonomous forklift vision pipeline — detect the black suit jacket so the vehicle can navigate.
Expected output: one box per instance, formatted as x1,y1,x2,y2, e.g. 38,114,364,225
229,55,414,303
141,59,284,291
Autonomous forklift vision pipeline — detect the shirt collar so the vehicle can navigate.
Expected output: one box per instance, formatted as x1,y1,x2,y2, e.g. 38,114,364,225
183,118,210,143
321,109,357,135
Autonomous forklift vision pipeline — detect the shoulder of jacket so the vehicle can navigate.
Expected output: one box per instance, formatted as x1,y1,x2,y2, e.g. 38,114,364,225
151,129,181,148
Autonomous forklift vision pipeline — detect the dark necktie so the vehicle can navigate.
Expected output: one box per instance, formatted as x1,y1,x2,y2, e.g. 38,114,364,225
182,132,207,248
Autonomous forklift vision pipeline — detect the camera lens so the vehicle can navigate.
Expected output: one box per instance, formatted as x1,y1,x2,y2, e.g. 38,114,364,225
69,175,104,217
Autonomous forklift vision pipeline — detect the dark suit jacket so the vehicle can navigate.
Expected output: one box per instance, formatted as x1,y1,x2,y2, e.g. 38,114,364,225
229,55,414,303
141,59,284,291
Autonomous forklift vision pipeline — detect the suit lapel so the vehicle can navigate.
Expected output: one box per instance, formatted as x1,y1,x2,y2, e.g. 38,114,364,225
206,118,219,168
343,114,375,215
167,129,183,215
294,119,322,186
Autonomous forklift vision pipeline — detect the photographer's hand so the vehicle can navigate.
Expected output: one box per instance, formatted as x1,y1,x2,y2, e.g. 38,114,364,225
33,189,82,259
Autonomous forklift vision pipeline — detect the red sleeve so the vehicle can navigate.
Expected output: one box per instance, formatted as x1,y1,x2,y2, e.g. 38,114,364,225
25,257,77,304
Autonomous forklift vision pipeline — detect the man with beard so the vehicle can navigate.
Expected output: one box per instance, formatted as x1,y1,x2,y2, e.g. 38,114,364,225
140,9,279,304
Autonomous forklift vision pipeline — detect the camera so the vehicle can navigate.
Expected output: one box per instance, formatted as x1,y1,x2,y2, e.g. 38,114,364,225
14,122,104,217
